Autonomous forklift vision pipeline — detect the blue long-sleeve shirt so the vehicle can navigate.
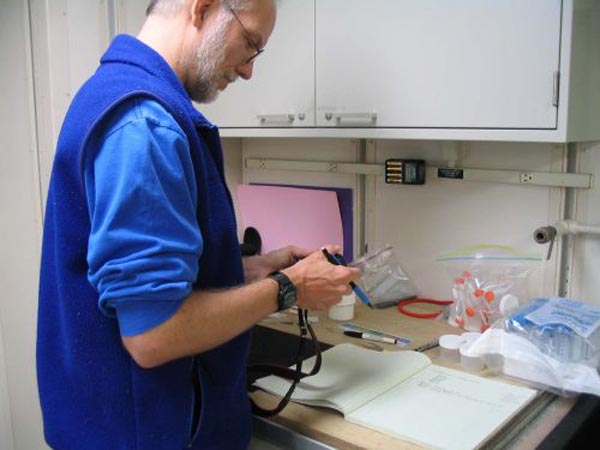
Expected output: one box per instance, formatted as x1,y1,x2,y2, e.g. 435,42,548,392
83,98,203,336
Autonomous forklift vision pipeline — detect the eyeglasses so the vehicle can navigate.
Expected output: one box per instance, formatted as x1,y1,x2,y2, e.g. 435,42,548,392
226,6,264,64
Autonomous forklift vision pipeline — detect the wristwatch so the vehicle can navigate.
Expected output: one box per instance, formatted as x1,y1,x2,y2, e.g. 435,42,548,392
268,271,297,311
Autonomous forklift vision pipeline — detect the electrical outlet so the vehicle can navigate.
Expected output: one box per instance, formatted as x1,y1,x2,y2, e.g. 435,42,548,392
520,172,534,183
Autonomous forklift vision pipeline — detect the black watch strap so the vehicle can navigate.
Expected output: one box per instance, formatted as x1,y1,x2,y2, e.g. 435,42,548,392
268,271,297,311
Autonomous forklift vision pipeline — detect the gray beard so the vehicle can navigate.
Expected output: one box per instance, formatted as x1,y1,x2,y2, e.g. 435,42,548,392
185,17,229,103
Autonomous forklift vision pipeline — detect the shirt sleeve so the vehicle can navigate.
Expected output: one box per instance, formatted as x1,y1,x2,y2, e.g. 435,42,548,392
84,98,203,336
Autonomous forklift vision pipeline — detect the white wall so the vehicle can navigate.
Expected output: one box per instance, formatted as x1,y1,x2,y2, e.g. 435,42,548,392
570,142,600,303
1,1,118,449
366,140,565,301
231,138,567,304
1,1,46,449
30,0,112,206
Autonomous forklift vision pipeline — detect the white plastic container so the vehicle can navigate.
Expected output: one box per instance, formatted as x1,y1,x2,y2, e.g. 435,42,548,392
460,342,485,371
439,332,484,367
439,334,464,362
328,293,356,321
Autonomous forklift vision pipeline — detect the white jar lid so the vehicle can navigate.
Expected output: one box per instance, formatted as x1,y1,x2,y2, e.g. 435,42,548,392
337,292,356,307
499,294,520,316
439,334,465,350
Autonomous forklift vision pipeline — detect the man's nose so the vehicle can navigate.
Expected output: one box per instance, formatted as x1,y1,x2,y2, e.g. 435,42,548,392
236,61,254,80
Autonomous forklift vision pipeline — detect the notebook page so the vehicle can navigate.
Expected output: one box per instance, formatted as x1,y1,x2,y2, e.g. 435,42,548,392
253,343,431,415
347,365,538,450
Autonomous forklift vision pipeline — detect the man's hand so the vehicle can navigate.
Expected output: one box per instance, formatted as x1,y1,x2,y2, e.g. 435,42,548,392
243,245,311,282
282,246,361,311
123,244,359,368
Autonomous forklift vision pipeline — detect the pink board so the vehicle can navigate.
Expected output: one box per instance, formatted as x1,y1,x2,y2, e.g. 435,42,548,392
236,184,344,254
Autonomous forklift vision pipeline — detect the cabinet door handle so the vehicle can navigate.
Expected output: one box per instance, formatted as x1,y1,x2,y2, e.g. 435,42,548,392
328,112,377,126
257,114,295,125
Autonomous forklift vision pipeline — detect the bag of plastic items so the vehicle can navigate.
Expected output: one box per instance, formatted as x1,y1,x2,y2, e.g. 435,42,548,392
466,297,600,396
351,244,418,308
437,245,542,332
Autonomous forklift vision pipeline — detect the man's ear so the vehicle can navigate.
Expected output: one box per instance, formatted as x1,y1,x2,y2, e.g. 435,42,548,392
190,0,215,29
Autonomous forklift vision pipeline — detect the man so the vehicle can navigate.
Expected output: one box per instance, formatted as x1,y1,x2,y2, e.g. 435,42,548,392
37,0,360,449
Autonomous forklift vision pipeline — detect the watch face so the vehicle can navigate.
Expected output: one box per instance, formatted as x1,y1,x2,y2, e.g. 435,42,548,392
271,271,297,311
281,288,297,309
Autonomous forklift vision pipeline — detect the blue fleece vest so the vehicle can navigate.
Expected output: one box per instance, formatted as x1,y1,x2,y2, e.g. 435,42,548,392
37,35,251,450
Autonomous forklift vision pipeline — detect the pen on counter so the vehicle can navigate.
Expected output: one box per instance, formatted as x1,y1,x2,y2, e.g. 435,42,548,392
321,248,372,308
344,330,397,345
413,338,440,352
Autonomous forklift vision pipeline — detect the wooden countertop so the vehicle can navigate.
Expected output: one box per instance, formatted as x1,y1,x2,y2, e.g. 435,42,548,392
251,301,574,450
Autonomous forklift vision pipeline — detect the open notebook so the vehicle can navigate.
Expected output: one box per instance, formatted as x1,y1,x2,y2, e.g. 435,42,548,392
253,343,538,450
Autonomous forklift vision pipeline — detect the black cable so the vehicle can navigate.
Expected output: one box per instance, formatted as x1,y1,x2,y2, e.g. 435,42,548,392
248,308,322,417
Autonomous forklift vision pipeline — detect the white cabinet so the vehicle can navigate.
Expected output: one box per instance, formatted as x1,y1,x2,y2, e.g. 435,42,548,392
113,0,316,130
199,0,600,142
315,0,561,129
200,0,315,127
45,0,594,142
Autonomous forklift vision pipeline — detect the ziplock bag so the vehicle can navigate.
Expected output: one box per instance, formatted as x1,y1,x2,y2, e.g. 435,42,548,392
437,245,542,332
350,244,418,308
466,297,600,397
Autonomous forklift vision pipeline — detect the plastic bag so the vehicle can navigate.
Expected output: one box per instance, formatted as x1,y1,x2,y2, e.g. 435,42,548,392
506,297,600,365
466,297,600,397
437,245,542,332
351,244,418,308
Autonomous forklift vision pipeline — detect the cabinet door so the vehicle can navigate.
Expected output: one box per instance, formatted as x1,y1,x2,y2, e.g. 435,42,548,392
316,0,561,129
200,0,315,127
